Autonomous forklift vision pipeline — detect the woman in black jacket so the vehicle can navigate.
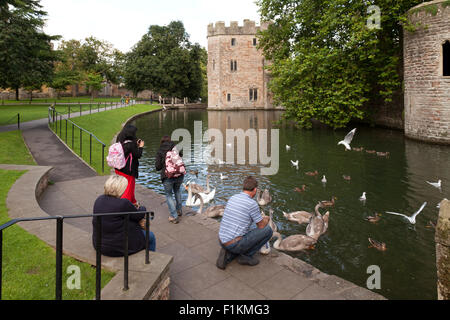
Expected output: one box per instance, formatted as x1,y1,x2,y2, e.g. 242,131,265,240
115,124,144,207
92,175,156,256
155,135,184,224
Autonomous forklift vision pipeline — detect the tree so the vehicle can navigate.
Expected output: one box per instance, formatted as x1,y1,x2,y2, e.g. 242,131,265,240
124,21,205,100
0,1,59,100
84,72,105,98
257,0,423,128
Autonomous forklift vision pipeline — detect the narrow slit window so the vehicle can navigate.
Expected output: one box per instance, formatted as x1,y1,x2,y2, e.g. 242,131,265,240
231,38,236,46
253,38,257,46
227,93,231,102
230,60,237,72
444,41,450,76
213,60,215,70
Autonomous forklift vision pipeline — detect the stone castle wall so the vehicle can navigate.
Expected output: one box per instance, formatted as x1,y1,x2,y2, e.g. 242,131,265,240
404,0,450,144
207,20,275,110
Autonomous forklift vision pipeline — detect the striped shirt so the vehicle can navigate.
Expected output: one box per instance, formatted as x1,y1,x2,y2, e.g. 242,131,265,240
219,192,262,243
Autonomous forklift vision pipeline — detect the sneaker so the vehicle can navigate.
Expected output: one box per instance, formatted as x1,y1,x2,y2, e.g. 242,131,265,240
168,217,179,224
216,247,229,270
177,209,183,217
237,255,259,266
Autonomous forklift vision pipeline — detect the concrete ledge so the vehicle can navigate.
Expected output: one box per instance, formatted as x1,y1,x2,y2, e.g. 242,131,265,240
1,164,173,300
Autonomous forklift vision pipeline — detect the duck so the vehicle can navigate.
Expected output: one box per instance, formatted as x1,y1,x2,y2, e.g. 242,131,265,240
366,149,376,154
320,196,337,207
343,175,351,181
359,192,367,201
282,202,322,225
321,175,327,183
365,213,381,223
352,147,364,152
368,238,387,251
376,151,390,157
271,232,317,252
256,188,272,206
294,185,306,193
305,170,318,176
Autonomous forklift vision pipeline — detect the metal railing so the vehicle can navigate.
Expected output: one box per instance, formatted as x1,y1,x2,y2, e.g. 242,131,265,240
48,106,106,173
0,210,154,300
0,113,20,129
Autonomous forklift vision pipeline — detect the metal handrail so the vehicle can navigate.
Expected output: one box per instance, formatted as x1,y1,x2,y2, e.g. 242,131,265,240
48,106,107,172
0,210,154,300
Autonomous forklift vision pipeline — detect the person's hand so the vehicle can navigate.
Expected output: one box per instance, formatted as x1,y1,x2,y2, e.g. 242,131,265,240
137,139,144,148
139,218,149,229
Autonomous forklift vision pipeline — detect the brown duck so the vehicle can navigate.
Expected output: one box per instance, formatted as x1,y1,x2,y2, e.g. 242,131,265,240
368,238,387,251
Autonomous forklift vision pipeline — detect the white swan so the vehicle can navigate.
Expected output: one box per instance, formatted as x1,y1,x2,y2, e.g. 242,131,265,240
184,175,210,194
186,184,216,206
193,194,225,218
283,203,322,225
338,128,357,150
306,203,329,240
385,202,427,224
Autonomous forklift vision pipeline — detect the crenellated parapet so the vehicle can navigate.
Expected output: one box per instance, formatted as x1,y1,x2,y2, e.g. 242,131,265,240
207,19,270,37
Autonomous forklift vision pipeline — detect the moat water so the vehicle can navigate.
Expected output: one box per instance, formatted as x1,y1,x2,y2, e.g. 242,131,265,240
132,109,449,300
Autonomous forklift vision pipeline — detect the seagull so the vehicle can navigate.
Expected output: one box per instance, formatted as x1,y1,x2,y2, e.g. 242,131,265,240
290,160,299,169
286,145,291,151
338,128,357,150
385,202,427,224
426,180,441,189
359,192,366,201
321,175,327,183
220,173,228,180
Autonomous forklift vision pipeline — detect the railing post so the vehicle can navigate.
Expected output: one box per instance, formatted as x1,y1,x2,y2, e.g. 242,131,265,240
98,103,100,113
90,104,92,115
0,229,3,300
65,119,67,143
55,113,58,134
59,115,62,136
95,216,102,300
102,144,105,173
145,212,150,264
80,129,82,157
17,113,20,130
72,123,74,148
123,214,129,291
68,105,70,119
89,135,92,165
55,217,63,300
79,103,81,117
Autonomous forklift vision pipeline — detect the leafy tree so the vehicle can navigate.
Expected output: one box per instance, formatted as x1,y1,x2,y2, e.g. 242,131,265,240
257,0,422,128
0,1,59,100
124,21,205,100
84,72,105,98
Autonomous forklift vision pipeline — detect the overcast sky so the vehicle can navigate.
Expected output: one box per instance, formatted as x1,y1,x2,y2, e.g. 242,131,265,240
41,0,262,52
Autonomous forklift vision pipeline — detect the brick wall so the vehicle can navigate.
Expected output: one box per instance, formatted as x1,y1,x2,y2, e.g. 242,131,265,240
404,0,450,144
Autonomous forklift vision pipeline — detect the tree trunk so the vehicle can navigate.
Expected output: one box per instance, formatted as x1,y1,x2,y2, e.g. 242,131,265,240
15,87,19,101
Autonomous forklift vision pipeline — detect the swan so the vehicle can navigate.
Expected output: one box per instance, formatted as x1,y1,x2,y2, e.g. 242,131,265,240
272,232,316,252
184,175,210,194
260,209,277,255
256,188,272,206
426,180,441,189
359,192,366,201
306,203,329,240
338,128,357,150
321,175,327,183
385,202,427,224
193,194,225,218
283,203,322,225
185,184,216,206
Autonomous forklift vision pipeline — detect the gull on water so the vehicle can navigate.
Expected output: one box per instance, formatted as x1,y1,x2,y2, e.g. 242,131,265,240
290,160,299,169
286,145,291,151
359,192,366,201
338,128,357,150
385,202,427,224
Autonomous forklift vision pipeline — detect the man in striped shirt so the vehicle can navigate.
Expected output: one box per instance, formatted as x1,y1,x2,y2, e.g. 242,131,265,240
216,176,273,269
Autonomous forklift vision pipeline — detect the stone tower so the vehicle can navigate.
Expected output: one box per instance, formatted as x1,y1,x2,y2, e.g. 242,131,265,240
404,0,450,144
207,20,274,109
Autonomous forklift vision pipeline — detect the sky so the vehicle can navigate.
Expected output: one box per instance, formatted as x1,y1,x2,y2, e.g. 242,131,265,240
40,0,262,52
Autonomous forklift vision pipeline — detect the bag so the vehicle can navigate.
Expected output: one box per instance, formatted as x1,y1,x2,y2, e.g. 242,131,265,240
164,147,186,178
106,141,132,170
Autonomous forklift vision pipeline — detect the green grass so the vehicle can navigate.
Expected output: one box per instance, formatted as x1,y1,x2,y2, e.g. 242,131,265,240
0,130,35,165
51,104,161,175
1,96,123,104
0,169,115,299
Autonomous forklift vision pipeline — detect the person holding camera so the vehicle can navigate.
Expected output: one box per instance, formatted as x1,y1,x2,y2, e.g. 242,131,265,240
115,124,144,208
92,175,156,256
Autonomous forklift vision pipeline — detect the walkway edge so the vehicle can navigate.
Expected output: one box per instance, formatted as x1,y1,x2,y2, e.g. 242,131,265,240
1,164,173,300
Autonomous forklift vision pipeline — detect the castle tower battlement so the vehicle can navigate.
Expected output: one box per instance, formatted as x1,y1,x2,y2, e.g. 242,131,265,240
207,20,274,110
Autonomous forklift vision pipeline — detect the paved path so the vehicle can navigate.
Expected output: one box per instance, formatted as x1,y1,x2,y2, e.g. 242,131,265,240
2,107,386,300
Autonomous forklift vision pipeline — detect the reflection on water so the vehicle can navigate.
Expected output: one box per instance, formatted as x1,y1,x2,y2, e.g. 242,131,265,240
133,109,449,300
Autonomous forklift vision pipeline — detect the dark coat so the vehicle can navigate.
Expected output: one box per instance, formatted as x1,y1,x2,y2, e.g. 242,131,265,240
116,140,143,178
92,195,146,257
155,141,183,181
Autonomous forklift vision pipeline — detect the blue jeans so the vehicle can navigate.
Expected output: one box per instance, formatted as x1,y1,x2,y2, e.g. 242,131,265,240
222,225,273,260
141,229,156,252
162,175,184,219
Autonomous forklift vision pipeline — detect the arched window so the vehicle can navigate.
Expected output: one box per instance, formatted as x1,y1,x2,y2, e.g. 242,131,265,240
444,41,450,76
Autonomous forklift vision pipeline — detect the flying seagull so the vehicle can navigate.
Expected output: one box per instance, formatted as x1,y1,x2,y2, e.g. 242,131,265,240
426,180,441,189
290,160,299,169
385,202,427,224
338,128,357,150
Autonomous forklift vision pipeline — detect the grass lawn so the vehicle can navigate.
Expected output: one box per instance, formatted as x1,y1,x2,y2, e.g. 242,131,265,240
1,96,124,104
0,130,35,165
0,169,115,299
51,104,161,175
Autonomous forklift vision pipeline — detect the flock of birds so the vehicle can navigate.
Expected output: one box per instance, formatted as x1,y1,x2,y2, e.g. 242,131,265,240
181,127,447,254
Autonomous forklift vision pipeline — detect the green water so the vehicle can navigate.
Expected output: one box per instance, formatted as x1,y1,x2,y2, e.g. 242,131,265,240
133,109,449,300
